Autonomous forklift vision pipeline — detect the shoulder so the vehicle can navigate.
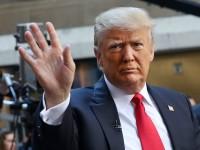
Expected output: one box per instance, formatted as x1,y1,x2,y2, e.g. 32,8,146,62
70,86,94,106
71,86,94,96
148,85,196,120
147,85,190,109
148,85,187,99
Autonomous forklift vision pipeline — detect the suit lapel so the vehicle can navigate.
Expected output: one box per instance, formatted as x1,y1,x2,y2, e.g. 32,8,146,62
147,85,183,150
90,79,183,150
90,77,125,150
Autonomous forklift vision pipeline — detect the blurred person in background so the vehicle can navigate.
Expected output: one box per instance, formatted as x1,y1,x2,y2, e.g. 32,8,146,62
187,95,197,106
193,100,200,126
187,95,200,126
0,130,16,150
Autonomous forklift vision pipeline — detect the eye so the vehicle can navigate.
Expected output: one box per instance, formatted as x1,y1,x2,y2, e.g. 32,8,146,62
108,43,123,51
131,42,144,50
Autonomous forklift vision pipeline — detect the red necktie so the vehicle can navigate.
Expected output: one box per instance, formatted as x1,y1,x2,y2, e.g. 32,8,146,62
132,93,164,150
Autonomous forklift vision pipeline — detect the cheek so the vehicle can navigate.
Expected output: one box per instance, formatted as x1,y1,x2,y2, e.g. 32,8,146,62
140,60,151,75
136,57,150,73
103,54,120,67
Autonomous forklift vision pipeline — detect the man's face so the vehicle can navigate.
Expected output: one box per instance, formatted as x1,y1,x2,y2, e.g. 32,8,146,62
95,27,154,93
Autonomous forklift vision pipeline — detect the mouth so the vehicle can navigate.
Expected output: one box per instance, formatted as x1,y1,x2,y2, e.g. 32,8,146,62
120,67,139,74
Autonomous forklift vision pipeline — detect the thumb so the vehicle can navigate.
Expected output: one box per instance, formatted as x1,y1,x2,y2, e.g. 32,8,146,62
63,45,75,70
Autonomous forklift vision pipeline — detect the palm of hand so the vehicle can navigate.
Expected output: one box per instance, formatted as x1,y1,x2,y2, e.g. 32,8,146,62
19,22,75,107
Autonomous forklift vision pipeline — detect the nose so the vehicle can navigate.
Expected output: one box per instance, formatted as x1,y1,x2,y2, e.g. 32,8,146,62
122,44,135,63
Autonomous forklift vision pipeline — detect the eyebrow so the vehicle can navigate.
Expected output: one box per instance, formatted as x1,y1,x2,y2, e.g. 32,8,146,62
107,38,144,43
106,36,123,40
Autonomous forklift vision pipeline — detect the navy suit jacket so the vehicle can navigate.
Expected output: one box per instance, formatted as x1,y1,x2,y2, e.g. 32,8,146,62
33,77,200,150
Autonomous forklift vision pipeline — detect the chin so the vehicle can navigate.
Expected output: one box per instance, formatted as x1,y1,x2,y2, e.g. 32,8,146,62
122,76,144,87
123,74,141,82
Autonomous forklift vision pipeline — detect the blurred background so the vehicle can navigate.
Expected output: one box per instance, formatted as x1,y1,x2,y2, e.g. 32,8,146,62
0,0,199,149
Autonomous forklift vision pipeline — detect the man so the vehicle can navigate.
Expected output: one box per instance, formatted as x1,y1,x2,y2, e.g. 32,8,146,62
18,7,199,150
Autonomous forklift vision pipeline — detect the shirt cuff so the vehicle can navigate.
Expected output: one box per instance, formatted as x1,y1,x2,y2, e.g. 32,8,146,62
40,93,70,125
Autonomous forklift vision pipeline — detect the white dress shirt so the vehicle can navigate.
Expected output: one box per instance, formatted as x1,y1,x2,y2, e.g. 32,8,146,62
40,76,173,150
40,94,70,125
104,77,172,150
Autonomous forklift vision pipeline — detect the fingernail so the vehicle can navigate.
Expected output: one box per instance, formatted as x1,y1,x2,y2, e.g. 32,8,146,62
64,44,71,48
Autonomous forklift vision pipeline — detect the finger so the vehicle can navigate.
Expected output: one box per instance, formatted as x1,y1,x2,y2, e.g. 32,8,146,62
18,47,35,67
63,45,75,70
25,31,43,58
30,23,49,50
46,22,62,49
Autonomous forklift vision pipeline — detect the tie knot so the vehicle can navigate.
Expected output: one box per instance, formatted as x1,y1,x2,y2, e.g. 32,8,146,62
132,93,143,104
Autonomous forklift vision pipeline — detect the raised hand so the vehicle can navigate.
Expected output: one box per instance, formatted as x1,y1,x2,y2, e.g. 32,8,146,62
18,22,76,109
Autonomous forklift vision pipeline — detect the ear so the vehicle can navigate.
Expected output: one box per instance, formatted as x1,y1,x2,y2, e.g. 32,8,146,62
94,47,103,69
149,43,155,62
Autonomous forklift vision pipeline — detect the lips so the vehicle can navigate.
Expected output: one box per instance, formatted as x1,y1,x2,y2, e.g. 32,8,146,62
120,67,139,73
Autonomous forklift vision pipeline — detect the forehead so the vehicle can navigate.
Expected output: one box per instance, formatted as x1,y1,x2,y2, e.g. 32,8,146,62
101,27,151,42
5,133,14,139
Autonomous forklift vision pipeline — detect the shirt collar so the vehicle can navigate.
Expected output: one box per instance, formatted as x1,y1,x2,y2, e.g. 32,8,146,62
104,75,154,107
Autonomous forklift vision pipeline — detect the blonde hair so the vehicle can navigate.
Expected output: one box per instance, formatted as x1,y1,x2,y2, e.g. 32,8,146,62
94,7,153,47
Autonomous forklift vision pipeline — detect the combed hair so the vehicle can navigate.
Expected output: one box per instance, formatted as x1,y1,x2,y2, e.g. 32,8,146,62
94,7,153,47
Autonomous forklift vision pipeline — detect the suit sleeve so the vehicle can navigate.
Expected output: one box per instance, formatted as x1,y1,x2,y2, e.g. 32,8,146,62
32,102,79,150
